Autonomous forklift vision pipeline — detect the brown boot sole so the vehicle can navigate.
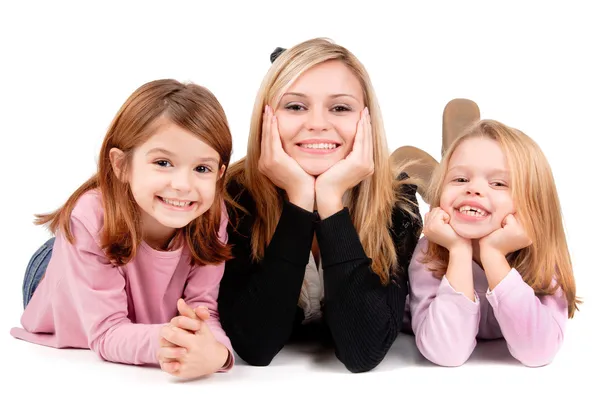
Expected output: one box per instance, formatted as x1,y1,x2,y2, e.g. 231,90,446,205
442,98,480,156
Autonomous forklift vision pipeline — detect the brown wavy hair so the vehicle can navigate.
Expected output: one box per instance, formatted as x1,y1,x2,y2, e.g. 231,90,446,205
35,79,233,267
421,119,580,317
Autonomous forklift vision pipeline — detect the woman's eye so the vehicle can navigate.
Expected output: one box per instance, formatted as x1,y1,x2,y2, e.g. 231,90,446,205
285,104,305,111
331,105,351,112
155,160,172,167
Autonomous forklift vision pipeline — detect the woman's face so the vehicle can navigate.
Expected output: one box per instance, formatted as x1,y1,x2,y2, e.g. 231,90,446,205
274,60,365,176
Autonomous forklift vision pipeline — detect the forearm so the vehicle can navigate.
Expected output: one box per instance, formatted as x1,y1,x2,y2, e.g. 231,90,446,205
445,245,476,301
409,238,480,367
412,277,480,367
486,269,567,367
479,247,512,291
90,323,163,366
218,201,314,365
324,260,406,372
319,208,403,372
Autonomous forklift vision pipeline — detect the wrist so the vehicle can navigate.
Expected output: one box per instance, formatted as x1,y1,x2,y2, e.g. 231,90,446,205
287,186,315,211
479,245,506,263
449,241,472,257
315,188,344,219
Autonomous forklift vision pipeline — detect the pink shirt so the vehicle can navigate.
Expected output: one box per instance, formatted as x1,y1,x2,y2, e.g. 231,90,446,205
11,190,233,369
408,237,568,367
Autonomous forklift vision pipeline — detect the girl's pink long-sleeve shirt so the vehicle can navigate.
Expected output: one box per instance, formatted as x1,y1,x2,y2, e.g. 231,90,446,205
11,190,233,369
408,237,568,367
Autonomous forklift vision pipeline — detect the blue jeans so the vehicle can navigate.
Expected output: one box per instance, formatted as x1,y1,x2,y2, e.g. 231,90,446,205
22,237,55,308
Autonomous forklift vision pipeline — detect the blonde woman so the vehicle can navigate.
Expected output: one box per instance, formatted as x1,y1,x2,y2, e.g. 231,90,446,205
408,120,580,367
217,38,421,372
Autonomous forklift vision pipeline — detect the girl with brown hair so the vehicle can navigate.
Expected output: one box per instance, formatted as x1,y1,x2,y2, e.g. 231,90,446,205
11,79,235,380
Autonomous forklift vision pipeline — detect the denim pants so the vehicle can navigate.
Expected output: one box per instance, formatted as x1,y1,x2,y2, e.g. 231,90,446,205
22,237,55,308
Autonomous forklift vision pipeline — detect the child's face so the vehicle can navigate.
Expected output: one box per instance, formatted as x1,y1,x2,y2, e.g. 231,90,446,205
439,137,515,239
274,60,365,176
127,121,223,244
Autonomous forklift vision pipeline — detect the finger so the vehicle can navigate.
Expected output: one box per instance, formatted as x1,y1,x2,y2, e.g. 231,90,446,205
159,335,177,348
365,108,373,161
502,214,516,228
170,315,203,332
351,109,366,154
160,360,181,375
271,114,284,152
158,346,187,360
428,208,441,222
177,298,197,320
194,306,210,321
441,210,451,224
160,325,198,349
261,105,270,159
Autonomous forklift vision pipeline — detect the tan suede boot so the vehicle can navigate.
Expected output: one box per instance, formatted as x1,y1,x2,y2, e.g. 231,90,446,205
442,98,480,156
390,146,438,204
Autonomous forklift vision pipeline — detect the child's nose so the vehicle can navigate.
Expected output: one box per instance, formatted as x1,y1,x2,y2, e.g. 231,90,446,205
171,170,192,192
465,180,484,196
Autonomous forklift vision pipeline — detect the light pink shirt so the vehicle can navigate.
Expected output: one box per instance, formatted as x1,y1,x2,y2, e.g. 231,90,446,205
408,237,568,367
11,190,233,369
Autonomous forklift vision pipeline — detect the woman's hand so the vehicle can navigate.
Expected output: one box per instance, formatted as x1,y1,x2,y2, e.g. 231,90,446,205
315,108,373,218
258,105,315,211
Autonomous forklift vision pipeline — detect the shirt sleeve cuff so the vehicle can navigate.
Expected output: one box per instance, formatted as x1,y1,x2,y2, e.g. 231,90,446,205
486,268,523,308
267,200,317,263
315,207,367,267
438,275,480,314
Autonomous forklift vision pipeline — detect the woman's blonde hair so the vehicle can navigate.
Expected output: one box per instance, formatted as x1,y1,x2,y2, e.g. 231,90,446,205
422,119,580,317
227,38,418,283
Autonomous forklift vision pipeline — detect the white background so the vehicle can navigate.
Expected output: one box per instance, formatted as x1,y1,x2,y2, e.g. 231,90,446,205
1,1,598,399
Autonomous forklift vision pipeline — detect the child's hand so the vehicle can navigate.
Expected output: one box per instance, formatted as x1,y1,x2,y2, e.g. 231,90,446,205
479,214,532,256
157,299,229,379
158,322,229,379
423,207,471,252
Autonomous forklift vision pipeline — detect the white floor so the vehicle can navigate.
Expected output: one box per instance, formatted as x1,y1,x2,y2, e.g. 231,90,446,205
3,303,597,401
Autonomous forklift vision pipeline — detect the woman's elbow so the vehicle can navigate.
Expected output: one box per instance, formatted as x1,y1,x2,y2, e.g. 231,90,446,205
230,337,283,367
337,351,383,373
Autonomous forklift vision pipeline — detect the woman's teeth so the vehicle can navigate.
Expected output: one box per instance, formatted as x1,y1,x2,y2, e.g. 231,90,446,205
300,143,338,149
458,205,488,217
161,197,192,208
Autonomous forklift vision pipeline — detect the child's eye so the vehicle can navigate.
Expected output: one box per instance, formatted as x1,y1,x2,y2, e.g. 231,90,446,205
155,160,172,167
491,182,508,187
284,103,306,111
453,177,468,183
195,165,212,174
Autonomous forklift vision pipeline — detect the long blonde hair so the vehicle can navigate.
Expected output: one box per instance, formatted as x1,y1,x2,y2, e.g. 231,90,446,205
227,38,418,283
422,119,580,317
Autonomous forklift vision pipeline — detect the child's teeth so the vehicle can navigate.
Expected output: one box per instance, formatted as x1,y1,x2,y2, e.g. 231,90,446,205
162,198,191,207
458,205,487,216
